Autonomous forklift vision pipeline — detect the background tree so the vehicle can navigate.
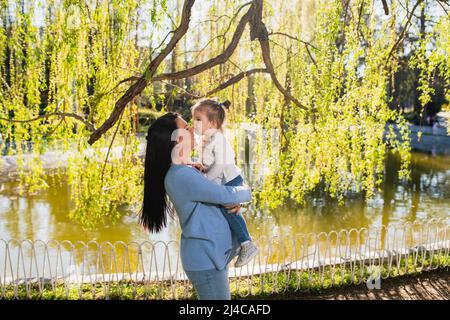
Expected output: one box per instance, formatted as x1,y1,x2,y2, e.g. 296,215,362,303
0,0,449,228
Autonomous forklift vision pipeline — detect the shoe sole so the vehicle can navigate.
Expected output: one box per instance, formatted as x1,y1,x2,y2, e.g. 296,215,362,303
234,248,259,268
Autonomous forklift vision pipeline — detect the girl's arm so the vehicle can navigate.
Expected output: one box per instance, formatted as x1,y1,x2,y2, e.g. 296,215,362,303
202,133,235,181
200,140,216,171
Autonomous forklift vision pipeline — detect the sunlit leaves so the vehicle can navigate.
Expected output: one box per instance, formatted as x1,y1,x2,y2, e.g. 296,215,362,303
246,0,414,208
0,0,148,229
1,0,448,229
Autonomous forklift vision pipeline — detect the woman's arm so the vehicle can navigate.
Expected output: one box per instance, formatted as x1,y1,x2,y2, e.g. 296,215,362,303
176,166,251,206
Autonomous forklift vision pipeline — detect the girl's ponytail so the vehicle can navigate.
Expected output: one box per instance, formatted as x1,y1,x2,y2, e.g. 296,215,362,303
220,100,231,110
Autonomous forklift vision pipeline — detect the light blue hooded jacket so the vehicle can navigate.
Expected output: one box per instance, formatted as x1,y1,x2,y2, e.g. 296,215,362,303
164,164,252,271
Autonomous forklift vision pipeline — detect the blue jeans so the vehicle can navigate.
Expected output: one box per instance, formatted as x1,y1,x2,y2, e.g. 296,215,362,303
222,175,251,244
185,267,230,300
185,240,239,300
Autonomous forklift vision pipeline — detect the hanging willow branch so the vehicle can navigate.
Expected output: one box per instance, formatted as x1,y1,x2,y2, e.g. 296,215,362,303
87,0,196,145
0,112,96,132
87,0,403,145
248,0,308,111
152,6,254,82
268,32,319,68
385,0,424,66
88,0,287,144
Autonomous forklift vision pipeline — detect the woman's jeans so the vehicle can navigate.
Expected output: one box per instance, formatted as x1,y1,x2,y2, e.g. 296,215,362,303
185,268,230,300
185,175,251,300
185,245,240,300
221,175,251,244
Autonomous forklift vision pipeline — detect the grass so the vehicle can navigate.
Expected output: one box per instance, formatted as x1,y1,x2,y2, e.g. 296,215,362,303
1,254,448,300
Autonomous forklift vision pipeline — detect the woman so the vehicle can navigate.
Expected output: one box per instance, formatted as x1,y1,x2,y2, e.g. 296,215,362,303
140,112,252,300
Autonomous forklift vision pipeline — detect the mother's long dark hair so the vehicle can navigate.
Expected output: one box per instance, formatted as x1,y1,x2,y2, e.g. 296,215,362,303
140,112,179,232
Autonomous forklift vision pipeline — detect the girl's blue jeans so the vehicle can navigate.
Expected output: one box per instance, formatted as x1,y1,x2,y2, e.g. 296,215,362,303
221,175,251,244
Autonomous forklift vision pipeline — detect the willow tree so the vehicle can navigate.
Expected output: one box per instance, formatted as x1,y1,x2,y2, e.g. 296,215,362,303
1,0,449,229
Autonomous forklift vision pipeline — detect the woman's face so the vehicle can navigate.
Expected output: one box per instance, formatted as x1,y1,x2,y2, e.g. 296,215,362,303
175,116,194,152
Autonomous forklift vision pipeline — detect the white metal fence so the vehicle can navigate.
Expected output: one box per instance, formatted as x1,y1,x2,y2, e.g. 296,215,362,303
1,218,449,299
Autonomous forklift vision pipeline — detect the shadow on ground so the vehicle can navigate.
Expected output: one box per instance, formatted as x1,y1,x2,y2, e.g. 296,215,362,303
242,269,450,300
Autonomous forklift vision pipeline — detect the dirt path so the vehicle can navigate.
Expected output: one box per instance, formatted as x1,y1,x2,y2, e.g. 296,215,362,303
247,269,449,300
314,269,450,300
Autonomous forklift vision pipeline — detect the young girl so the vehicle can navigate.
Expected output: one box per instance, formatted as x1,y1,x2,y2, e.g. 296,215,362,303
190,98,259,268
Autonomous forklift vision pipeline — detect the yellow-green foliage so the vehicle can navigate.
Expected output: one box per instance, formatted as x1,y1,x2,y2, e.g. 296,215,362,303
0,0,166,229
0,0,448,228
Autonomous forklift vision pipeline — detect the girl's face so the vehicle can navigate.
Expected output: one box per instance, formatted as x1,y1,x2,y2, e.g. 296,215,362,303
192,109,215,135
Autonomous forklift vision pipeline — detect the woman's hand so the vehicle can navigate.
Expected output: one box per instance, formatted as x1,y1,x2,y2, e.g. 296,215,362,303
224,204,241,214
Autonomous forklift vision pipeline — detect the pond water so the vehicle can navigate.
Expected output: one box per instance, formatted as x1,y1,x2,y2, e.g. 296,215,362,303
0,150,449,281
0,151,449,243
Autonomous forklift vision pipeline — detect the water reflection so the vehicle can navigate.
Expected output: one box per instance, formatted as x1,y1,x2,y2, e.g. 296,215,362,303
243,151,449,240
0,152,449,243
0,175,180,243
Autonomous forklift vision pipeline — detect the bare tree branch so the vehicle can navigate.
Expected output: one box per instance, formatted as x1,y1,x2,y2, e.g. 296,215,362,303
150,30,175,57
136,68,269,101
157,1,308,110
191,34,226,59
228,59,245,73
192,15,231,29
163,4,251,65
100,109,124,190
250,0,308,111
356,0,366,39
274,50,301,70
259,38,308,111
156,67,268,99
45,117,65,137
437,0,450,18
113,76,141,90
88,0,314,144
397,0,430,20
304,45,318,69
204,68,268,96
382,0,390,15
153,4,254,82
88,0,196,145
156,80,201,98
221,2,253,38
179,13,242,57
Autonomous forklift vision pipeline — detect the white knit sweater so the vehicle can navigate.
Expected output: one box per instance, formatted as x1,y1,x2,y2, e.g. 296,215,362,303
196,131,241,185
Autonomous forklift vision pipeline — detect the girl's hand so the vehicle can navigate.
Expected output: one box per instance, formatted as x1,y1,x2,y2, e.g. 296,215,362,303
224,204,241,214
188,162,205,172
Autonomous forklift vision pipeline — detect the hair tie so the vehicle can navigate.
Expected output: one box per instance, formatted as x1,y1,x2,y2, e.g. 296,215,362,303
217,100,231,110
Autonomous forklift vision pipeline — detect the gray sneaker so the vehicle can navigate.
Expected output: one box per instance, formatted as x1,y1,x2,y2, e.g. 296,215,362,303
235,242,259,267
